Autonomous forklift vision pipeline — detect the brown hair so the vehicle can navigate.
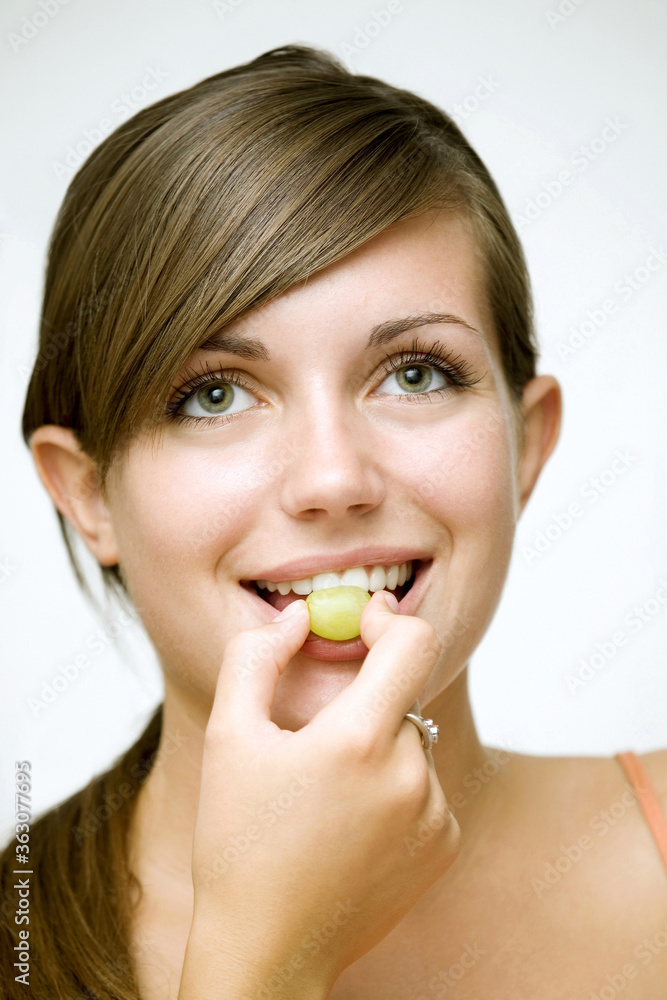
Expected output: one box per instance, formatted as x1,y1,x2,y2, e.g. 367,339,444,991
5,44,538,998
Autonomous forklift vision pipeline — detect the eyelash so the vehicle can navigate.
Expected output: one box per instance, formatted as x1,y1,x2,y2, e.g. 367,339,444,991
165,336,484,428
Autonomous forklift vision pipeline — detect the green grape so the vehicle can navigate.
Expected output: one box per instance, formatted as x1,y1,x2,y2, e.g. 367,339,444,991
306,585,372,641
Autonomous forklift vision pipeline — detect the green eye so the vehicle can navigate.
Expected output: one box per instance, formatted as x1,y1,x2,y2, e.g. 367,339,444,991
306,585,372,640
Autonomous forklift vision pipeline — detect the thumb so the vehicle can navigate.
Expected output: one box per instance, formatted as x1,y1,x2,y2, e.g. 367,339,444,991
357,589,400,649
211,599,311,730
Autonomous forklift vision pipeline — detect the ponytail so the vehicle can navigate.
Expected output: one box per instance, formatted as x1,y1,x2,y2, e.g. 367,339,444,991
0,704,163,999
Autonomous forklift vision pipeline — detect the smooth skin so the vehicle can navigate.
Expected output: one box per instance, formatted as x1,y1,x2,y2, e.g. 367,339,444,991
30,210,667,998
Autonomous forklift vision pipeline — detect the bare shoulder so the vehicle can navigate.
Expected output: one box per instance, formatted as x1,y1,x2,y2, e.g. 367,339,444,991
503,747,667,886
495,748,667,994
501,743,667,820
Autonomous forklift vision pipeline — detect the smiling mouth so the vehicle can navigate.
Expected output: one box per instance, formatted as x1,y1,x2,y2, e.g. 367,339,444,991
240,559,422,612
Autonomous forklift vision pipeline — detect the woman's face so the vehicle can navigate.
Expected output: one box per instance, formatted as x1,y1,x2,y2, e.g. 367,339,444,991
105,209,523,730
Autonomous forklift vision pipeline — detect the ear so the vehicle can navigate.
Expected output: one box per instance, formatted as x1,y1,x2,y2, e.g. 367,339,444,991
29,425,119,566
516,375,562,517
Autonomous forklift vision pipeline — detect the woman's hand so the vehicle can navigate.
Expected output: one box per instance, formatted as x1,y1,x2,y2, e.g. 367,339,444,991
178,591,460,1000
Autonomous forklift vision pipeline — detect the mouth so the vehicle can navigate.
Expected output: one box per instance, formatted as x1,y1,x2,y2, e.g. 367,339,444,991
239,558,433,660
242,558,422,610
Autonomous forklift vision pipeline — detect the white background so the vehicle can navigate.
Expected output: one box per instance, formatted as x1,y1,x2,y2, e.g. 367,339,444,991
1,0,666,839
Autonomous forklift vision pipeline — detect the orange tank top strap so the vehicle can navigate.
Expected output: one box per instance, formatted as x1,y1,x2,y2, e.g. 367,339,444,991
615,750,667,875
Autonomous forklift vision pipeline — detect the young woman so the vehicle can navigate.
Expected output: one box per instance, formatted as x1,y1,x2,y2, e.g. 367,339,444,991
2,43,666,1000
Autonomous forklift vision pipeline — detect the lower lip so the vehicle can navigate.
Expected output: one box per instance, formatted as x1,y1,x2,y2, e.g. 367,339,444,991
240,560,432,661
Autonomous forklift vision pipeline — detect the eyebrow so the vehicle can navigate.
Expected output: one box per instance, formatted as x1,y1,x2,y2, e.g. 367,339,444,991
195,312,483,361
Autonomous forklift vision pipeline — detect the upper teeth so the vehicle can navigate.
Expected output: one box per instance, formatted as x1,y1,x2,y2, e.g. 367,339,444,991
255,561,414,596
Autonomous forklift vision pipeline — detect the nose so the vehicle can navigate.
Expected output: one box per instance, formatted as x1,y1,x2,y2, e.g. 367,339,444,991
278,397,386,521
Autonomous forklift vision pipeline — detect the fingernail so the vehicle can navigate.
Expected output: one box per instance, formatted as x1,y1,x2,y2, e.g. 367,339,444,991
382,592,399,613
273,600,308,621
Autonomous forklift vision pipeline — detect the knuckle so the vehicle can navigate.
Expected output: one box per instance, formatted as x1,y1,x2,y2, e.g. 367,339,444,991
418,625,444,663
442,810,462,853
392,756,431,810
337,723,383,767
431,797,452,832
449,811,462,843
433,799,460,848
401,618,443,662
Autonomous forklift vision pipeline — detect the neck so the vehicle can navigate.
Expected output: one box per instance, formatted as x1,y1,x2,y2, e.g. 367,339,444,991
426,667,512,859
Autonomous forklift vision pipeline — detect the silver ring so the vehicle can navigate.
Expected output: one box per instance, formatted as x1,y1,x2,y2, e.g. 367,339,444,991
404,713,439,752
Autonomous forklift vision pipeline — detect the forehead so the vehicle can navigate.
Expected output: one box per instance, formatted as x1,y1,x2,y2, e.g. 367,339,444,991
227,209,497,363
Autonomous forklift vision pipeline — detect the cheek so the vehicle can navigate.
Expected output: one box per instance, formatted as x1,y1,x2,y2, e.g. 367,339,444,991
110,449,242,576
108,438,304,581
404,406,519,701
105,441,276,683
394,403,517,538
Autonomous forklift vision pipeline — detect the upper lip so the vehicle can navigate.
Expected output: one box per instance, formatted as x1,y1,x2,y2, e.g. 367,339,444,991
241,546,432,583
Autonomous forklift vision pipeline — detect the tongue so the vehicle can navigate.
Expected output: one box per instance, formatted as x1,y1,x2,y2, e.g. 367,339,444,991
266,591,302,612
261,591,320,641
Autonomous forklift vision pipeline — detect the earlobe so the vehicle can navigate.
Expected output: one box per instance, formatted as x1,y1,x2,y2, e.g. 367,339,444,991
517,375,563,516
29,425,119,566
